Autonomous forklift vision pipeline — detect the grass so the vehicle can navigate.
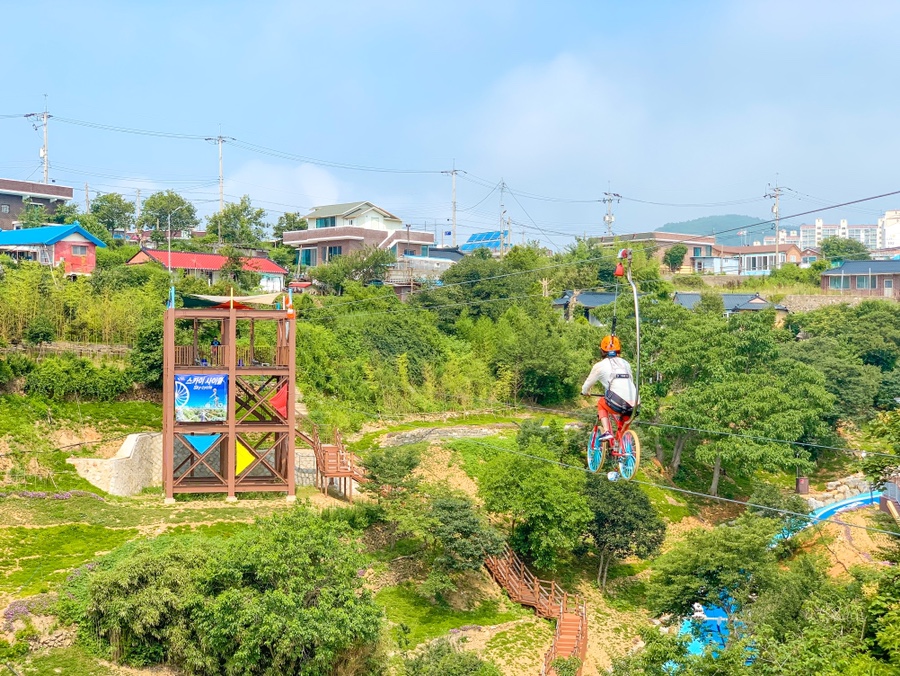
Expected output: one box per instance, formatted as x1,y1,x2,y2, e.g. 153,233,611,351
485,619,554,666
446,435,518,482
10,645,115,675
0,523,138,595
375,584,526,645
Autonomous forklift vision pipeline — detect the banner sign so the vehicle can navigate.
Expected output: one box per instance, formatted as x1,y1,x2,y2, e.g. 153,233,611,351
174,374,228,422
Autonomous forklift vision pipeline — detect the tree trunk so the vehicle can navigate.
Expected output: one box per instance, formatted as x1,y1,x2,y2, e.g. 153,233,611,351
710,454,722,496
602,555,612,592
597,553,605,588
669,435,687,476
655,437,664,463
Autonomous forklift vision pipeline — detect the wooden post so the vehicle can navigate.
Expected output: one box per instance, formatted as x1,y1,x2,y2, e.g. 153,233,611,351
226,309,237,500
163,308,175,502
286,315,296,500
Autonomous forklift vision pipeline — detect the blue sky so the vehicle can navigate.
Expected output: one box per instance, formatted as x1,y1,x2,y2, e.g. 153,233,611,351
2,0,899,248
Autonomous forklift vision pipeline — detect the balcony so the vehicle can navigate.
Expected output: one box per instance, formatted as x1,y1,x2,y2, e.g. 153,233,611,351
173,344,291,370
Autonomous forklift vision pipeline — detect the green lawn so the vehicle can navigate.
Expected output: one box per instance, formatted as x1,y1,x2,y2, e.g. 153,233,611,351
9,645,115,675
0,523,137,595
375,584,527,645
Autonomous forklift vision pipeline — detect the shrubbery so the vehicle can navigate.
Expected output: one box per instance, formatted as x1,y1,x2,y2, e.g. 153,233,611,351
24,355,132,401
60,507,383,674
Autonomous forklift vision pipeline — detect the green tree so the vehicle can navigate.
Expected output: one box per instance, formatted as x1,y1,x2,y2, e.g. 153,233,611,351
217,245,261,291
268,245,297,270
821,236,870,261
584,475,666,590
130,318,164,387
420,494,505,598
24,315,55,345
649,516,778,621
480,439,590,570
313,246,396,295
91,192,136,234
136,190,199,232
694,291,725,315
360,444,422,506
64,507,384,674
663,244,688,272
18,197,49,228
402,638,501,675
273,212,307,240
205,195,267,246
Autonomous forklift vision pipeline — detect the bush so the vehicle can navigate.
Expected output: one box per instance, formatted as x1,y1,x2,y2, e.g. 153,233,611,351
672,273,707,288
402,638,501,675
24,355,133,401
24,315,56,345
62,507,384,674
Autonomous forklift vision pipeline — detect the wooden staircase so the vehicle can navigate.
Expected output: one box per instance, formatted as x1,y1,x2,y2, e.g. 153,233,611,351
298,425,366,501
485,545,587,675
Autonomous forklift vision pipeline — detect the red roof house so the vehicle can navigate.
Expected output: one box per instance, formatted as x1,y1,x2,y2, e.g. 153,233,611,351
127,248,288,292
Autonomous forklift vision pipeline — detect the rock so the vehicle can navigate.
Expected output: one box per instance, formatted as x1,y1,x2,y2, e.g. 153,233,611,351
826,481,840,491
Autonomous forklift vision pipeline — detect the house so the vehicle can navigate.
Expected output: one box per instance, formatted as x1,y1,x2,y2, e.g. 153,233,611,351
0,178,74,231
799,247,820,268
282,201,434,266
593,231,718,273
127,248,288,292
0,223,105,274
673,292,788,320
552,291,619,325
692,243,803,276
820,259,900,299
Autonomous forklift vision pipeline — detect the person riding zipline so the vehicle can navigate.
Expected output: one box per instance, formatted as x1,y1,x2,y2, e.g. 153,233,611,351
581,334,638,442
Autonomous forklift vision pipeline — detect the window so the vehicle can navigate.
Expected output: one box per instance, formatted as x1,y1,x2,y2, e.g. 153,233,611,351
300,248,317,267
857,276,876,289
0,204,8,214
693,247,702,257
403,249,415,256
885,279,894,290
421,245,429,257
72,245,88,256
315,216,336,228
324,245,342,261
828,276,850,289
802,255,817,264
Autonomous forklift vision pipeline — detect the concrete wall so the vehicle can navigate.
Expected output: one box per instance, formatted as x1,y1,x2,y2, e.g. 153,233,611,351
70,431,317,495
68,433,162,496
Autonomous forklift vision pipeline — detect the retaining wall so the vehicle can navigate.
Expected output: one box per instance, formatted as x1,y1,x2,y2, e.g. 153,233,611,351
69,433,318,495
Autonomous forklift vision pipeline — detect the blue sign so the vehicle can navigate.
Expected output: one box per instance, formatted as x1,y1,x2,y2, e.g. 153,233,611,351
174,374,228,422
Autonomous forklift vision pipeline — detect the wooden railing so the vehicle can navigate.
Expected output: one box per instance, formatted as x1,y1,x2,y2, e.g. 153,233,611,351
173,344,290,368
485,545,587,676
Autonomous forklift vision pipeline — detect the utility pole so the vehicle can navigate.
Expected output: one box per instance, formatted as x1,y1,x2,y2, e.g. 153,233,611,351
84,183,90,212
499,180,507,257
26,100,51,184
602,191,620,237
441,162,461,248
136,188,141,222
765,180,785,271
205,133,234,225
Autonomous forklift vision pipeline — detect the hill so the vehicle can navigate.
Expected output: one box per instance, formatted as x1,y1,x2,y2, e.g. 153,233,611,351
656,214,773,246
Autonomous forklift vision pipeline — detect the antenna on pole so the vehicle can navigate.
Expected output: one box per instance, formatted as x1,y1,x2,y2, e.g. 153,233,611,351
499,179,507,257
765,177,787,271
602,189,620,237
205,131,234,234
441,162,464,248
27,97,51,184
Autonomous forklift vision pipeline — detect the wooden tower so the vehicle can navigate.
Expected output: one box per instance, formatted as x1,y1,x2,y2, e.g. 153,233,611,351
162,302,296,501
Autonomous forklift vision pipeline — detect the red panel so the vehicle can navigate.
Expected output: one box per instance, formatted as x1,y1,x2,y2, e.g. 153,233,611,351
54,240,97,274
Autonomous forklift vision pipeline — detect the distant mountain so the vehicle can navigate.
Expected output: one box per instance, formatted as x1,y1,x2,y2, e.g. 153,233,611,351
656,215,773,246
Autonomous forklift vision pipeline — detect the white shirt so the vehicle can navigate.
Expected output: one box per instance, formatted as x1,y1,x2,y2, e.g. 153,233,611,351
581,356,638,404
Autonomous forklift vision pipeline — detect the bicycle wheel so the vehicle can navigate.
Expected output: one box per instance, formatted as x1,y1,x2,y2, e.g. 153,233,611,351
618,430,641,480
587,425,607,472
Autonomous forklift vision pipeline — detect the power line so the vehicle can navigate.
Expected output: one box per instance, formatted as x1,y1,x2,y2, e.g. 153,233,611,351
461,438,900,538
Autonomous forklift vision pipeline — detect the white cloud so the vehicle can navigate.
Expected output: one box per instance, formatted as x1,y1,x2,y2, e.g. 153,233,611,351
225,160,343,217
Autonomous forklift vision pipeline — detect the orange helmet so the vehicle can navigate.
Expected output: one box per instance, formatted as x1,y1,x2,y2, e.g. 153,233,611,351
600,335,621,354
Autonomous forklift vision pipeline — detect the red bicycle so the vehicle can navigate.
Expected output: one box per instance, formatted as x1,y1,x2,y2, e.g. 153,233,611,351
587,394,641,480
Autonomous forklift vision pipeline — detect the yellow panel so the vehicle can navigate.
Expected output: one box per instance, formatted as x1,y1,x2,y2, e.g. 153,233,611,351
236,441,255,476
